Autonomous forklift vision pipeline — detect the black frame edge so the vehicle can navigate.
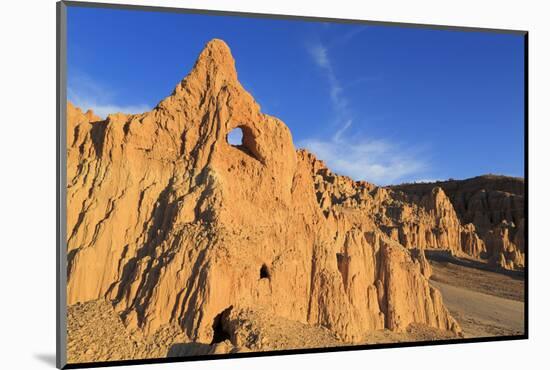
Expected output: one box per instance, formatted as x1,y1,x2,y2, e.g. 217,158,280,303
57,1,68,369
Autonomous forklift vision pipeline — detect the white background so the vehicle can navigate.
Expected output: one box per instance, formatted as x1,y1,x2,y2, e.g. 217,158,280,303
0,0,548,368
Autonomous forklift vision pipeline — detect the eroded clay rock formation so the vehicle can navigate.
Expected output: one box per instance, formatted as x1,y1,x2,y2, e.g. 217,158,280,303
308,151,523,271
391,176,525,270
67,39,460,350
309,158,485,259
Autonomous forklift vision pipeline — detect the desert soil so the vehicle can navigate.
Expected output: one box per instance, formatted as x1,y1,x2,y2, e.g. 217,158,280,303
67,301,458,363
429,258,524,338
67,300,190,363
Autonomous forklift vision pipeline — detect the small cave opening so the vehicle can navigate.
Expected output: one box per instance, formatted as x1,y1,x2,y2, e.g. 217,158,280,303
210,306,233,344
226,127,244,146
259,263,271,280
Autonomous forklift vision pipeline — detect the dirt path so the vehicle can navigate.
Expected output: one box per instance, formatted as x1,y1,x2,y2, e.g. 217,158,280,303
431,280,524,338
429,256,524,302
426,252,525,338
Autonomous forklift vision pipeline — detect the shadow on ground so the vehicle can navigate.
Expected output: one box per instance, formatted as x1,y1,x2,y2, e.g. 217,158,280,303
167,342,212,357
425,250,524,279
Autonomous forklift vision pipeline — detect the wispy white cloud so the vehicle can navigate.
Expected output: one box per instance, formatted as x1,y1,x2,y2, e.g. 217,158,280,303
327,26,369,48
309,43,330,68
333,119,352,142
304,39,430,185
298,134,428,186
68,72,151,119
307,42,349,118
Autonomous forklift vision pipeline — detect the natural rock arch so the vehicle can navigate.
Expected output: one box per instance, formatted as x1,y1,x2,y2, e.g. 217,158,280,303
226,127,243,146
226,124,263,163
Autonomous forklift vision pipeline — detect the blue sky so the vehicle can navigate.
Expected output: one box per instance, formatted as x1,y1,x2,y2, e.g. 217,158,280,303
67,6,525,185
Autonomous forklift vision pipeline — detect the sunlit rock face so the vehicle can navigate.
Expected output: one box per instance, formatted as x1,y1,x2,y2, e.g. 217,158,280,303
66,39,462,346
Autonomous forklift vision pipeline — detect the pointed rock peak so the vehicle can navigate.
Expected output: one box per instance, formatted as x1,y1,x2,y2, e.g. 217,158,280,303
200,38,233,62
164,39,241,102
158,38,253,115
85,109,101,122
432,186,445,196
430,186,448,203
190,38,238,83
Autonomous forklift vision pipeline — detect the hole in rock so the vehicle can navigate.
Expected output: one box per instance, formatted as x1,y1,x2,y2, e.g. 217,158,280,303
226,127,244,146
211,306,233,344
260,264,270,280
226,125,262,163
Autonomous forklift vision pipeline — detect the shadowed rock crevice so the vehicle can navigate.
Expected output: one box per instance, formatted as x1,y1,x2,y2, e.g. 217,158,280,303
259,264,270,280
336,253,350,287
210,306,233,344
90,121,109,158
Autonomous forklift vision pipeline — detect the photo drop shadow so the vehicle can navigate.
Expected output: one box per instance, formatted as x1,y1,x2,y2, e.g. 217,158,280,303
34,353,56,367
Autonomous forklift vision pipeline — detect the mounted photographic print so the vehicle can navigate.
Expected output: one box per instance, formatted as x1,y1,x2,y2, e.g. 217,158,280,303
56,1,528,368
